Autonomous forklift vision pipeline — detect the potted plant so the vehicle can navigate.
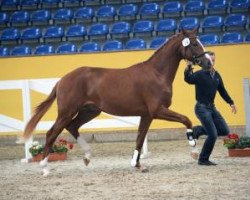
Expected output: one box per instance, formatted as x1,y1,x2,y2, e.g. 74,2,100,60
223,133,250,157
29,139,74,162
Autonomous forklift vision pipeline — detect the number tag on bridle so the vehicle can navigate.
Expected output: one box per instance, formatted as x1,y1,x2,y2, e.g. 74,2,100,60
182,38,190,47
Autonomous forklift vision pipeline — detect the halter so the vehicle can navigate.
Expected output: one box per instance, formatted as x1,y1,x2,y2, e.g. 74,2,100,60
192,51,210,64
182,36,210,65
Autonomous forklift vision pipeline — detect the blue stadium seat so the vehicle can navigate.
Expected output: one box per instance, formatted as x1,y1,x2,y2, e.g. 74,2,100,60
79,42,101,52
155,19,177,36
125,38,146,50
110,21,131,39
163,1,183,17
88,23,109,40
139,3,160,19
74,7,94,23
21,27,42,43
103,40,123,51
96,5,116,22
207,0,228,14
0,12,9,27
133,20,154,37
44,26,64,42
41,0,61,8
221,32,243,43
150,37,167,49
31,9,51,25
61,0,81,8
21,0,40,10
0,28,20,44
179,17,199,30
199,34,220,45
53,8,73,24
11,45,32,56
66,25,86,41
202,15,224,32
184,0,205,16
224,14,247,31
10,11,30,26
246,32,250,42
230,0,250,13
1,0,19,11
118,4,138,20
56,42,77,54
0,46,9,57
34,44,55,55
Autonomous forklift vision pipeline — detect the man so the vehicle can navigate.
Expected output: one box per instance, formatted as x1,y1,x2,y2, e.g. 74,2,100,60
184,51,237,166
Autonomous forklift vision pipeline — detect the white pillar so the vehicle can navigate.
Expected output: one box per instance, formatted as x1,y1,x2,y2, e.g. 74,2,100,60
243,78,250,137
21,80,33,162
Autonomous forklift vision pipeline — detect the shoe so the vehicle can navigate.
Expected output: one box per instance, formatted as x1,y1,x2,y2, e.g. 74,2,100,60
198,160,217,166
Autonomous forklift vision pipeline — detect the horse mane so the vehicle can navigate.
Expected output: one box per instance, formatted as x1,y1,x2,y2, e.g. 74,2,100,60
147,32,183,62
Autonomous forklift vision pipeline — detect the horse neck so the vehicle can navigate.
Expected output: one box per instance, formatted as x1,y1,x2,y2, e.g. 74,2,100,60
147,37,182,84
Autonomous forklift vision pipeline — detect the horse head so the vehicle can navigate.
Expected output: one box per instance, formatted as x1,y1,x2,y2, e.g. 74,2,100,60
180,29,213,70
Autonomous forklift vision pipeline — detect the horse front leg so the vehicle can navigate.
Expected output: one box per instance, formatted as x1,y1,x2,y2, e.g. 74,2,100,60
131,116,152,172
155,106,199,159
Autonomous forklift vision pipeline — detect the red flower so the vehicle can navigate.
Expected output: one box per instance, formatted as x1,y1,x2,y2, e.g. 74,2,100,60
68,143,74,149
228,133,239,140
59,138,67,145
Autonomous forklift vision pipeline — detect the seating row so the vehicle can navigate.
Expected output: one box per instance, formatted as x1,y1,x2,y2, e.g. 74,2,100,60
1,0,250,27
1,32,249,57
1,15,249,44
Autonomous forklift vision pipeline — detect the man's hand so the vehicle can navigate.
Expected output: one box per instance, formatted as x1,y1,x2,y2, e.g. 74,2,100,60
230,104,237,114
186,61,194,71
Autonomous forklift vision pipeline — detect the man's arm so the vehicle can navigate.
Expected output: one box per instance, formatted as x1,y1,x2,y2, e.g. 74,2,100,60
217,73,237,114
184,61,196,84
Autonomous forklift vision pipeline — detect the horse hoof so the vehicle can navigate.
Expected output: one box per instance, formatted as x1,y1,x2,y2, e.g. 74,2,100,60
141,167,149,173
191,147,199,160
135,164,149,173
191,152,199,160
83,158,90,166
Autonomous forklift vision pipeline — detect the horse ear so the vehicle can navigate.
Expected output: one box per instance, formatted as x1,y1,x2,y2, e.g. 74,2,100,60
181,29,189,37
191,28,198,35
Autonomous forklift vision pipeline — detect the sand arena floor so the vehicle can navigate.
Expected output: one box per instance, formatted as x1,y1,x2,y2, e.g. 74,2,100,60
0,138,250,200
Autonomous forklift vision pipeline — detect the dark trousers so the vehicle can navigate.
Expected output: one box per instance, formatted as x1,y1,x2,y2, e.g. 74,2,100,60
194,102,230,161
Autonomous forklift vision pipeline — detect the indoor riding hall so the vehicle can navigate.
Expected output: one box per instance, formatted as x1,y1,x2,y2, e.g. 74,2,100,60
0,0,250,199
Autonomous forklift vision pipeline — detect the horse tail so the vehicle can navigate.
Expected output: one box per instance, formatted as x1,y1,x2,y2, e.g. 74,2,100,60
23,84,57,140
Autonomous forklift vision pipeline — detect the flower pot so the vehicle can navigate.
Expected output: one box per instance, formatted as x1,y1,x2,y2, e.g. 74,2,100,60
228,148,250,157
32,152,67,162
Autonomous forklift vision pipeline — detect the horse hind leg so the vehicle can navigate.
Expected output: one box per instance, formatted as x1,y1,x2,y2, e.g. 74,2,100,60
66,105,101,166
40,115,73,176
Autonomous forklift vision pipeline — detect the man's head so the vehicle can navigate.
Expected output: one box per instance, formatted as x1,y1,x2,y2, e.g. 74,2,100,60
208,51,215,67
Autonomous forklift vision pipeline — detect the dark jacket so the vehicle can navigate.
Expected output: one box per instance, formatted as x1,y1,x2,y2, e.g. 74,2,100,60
184,68,234,105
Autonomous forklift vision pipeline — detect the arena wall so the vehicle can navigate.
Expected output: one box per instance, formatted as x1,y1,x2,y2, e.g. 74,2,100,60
0,43,249,134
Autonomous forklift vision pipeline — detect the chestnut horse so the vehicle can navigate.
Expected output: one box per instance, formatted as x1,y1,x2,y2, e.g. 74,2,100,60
24,29,212,175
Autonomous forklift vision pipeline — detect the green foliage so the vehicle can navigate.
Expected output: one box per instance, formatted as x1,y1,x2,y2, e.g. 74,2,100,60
224,134,250,149
29,139,73,156
236,136,250,149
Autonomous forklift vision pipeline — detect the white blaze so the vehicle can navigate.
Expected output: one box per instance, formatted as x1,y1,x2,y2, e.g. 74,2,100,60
196,38,213,66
